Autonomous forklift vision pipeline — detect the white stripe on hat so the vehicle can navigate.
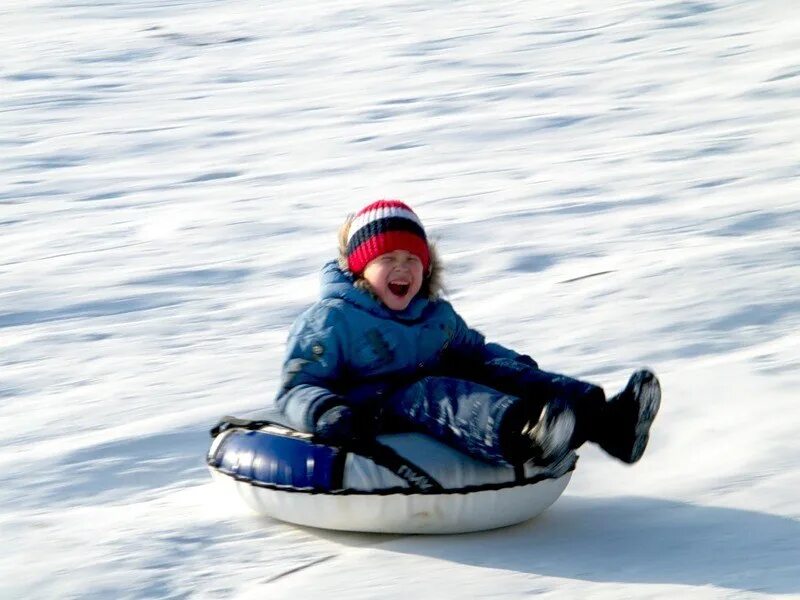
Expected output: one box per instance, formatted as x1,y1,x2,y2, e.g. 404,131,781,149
347,205,424,244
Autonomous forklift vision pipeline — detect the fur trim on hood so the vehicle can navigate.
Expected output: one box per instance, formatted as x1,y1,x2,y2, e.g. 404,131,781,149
338,213,443,300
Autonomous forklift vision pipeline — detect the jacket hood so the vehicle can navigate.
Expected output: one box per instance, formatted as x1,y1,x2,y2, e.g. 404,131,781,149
320,261,432,321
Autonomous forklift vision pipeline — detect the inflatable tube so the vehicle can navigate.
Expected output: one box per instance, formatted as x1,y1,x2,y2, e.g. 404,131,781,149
207,417,575,534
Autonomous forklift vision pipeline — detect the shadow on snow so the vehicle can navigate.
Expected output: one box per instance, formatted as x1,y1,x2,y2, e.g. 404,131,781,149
326,495,800,595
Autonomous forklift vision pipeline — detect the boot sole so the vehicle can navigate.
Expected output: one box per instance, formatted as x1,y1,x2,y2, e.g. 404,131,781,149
529,404,576,464
629,371,662,463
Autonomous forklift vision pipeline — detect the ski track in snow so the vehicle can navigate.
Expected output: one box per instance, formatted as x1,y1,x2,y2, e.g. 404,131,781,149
1,0,799,598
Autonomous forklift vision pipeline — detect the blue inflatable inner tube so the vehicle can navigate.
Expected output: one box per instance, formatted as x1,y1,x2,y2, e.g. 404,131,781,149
207,412,576,533
207,413,576,495
210,427,344,491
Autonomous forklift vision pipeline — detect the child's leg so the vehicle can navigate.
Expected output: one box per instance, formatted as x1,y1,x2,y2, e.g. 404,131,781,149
475,358,607,450
524,368,607,450
510,364,662,463
385,376,569,465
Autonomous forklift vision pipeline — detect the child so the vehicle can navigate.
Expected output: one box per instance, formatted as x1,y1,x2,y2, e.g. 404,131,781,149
275,200,661,466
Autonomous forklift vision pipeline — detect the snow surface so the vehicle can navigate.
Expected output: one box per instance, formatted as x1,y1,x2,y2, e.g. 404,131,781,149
2,0,799,597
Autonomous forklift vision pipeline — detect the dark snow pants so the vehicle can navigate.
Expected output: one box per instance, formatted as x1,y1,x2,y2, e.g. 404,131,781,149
384,359,606,466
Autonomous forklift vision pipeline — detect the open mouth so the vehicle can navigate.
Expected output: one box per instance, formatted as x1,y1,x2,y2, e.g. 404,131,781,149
388,282,411,297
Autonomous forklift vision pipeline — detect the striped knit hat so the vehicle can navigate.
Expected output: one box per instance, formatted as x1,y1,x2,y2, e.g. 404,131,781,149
345,200,430,275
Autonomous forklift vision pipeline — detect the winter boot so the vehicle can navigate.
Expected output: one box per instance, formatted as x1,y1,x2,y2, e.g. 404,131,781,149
597,369,661,464
523,397,576,464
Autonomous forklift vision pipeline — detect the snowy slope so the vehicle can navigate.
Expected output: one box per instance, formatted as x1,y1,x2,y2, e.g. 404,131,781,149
2,0,799,598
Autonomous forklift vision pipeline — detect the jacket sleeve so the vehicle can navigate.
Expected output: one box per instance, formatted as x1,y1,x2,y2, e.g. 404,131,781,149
439,308,542,398
274,304,349,433
449,310,538,368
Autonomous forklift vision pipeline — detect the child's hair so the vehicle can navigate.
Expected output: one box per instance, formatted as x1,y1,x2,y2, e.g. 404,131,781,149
338,213,443,300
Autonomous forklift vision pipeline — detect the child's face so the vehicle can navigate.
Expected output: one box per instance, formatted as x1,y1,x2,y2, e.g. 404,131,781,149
362,249,425,311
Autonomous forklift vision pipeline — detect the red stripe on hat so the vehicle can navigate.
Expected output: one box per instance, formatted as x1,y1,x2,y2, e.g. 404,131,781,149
347,230,430,275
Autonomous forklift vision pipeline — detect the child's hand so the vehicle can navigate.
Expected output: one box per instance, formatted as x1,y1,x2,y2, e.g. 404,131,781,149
314,404,357,444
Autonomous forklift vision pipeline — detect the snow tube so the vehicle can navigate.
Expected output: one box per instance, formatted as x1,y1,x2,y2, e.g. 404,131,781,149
207,412,575,534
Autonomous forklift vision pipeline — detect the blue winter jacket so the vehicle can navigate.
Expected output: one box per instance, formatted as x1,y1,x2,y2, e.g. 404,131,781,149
275,261,535,434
